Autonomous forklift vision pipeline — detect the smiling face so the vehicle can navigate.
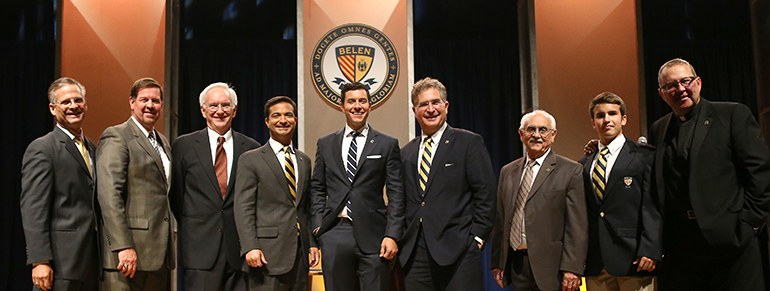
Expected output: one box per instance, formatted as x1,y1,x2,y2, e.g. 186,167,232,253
519,112,556,159
591,103,626,145
658,64,702,116
265,101,297,145
129,86,163,131
201,87,236,135
413,87,448,136
49,84,87,134
340,88,370,131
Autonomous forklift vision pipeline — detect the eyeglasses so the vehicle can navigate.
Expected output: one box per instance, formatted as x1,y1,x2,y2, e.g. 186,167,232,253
523,126,553,136
660,76,698,92
55,97,85,107
207,103,233,113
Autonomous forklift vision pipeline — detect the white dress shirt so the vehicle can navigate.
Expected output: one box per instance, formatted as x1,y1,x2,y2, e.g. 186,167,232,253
131,116,170,182
268,138,299,186
590,134,626,181
207,127,234,183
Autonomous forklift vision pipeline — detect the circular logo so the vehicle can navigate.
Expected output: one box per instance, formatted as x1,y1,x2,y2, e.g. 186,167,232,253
311,23,400,109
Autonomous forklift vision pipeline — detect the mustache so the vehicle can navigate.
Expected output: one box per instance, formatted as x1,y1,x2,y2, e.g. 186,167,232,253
529,137,544,143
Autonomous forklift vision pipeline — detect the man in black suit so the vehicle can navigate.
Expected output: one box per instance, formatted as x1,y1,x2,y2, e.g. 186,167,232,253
578,92,660,291
170,82,260,291
234,96,319,290
399,77,496,291
650,58,770,290
310,82,405,291
21,77,99,291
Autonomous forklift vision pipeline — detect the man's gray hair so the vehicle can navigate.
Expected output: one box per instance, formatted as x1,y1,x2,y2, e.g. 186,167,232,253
48,77,86,104
519,110,556,130
199,82,238,107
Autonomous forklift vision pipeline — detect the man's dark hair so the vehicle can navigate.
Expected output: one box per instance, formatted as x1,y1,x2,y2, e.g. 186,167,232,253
264,96,297,118
589,92,626,119
130,78,164,101
340,82,370,103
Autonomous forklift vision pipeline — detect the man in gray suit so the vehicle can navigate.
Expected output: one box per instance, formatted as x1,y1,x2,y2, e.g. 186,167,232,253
234,96,319,290
97,78,174,291
490,110,587,291
21,77,99,291
170,83,260,291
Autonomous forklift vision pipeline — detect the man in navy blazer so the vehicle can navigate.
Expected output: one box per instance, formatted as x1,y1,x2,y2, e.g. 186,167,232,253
578,92,661,291
649,58,770,290
399,77,496,291
21,77,100,291
311,82,405,291
170,83,260,291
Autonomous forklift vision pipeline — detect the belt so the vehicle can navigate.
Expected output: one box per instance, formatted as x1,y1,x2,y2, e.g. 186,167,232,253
668,210,697,220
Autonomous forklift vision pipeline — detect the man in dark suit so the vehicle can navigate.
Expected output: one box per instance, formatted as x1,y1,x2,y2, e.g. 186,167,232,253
311,82,404,291
399,77,496,291
490,110,587,291
21,77,99,291
97,78,174,291
578,93,660,291
170,83,260,291
234,96,319,290
649,58,770,290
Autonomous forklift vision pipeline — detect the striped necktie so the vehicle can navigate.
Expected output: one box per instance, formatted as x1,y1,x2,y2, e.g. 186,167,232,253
510,159,536,250
283,146,300,235
419,137,433,194
346,131,361,183
592,148,610,200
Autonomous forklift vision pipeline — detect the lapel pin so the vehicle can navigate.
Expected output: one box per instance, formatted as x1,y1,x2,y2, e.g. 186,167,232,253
445,140,449,144
545,168,551,172
704,120,709,125
370,140,374,143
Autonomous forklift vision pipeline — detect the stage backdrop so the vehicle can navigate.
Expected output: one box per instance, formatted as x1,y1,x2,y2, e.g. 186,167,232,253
299,0,412,160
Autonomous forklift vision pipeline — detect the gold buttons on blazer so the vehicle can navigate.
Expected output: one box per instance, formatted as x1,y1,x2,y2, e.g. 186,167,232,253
600,212,605,217
421,202,425,206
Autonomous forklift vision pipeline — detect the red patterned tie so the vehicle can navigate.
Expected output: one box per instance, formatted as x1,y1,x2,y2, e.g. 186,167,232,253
215,137,227,199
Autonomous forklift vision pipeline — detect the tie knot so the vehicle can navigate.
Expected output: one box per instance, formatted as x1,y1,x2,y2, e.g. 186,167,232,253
74,135,82,143
218,136,225,145
425,137,433,145
283,145,292,154
350,131,361,138
600,148,609,156
148,132,155,140
527,159,537,168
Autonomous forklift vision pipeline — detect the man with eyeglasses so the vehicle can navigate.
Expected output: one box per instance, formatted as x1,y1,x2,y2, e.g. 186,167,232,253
648,58,770,290
170,83,260,291
97,78,174,291
490,110,587,291
399,77,496,290
21,77,100,291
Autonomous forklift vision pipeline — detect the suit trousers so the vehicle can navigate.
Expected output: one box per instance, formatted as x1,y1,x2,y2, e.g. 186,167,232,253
658,216,765,291
247,236,309,291
585,269,654,291
403,227,482,291
185,241,247,291
318,219,389,291
505,248,541,291
34,274,98,291
101,266,170,291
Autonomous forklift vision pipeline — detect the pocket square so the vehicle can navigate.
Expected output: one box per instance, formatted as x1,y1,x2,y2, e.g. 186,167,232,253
445,163,453,167
366,155,382,159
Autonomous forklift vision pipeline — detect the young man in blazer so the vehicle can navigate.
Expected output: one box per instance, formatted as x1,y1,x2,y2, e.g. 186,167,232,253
310,82,405,291
578,93,660,291
21,77,100,291
491,110,587,291
650,58,770,290
234,96,319,290
399,77,496,291
170,83,260,291
96,78,174,291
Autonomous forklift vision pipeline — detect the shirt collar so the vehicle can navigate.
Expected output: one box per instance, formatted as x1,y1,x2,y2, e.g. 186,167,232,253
345,123,369,137
526,148,551,166
130,116,154,138
269,137,294,155
421,122,448,144
599,134,625,156
56,123,81,141
677,100,702,122
207,127,232,145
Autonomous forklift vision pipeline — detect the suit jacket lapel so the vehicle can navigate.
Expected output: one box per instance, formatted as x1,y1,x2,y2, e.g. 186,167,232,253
127,119,166,179
55,126,91,177
262,144,295,201
193,130,221,200
296,151,307,203
331,129,348,185
527,151,556,201
604,138,633,198
356,128,380,177
225,132,249,205
403,137,421,195
508,159,524,210
690,99,713,162
425,126,454,193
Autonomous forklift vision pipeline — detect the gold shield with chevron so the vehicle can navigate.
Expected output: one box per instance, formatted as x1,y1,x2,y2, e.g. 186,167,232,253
336,45,374,82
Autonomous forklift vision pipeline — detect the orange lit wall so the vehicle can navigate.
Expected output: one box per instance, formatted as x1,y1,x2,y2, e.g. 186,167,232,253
61,0,166,140
535,0,640,160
